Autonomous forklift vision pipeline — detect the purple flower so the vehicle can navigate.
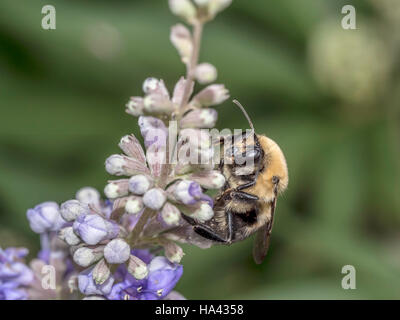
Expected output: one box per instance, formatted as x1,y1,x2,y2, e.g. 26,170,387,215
145,257,183,299
78,267,114,296
0,247,34,300
73,214,117,245
131,249,153,264
107,255,183,300
26,202,65,234
172,180,214,207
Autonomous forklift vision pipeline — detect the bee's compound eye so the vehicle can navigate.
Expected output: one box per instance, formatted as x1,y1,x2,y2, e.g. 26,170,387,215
246,148,260,160
272,176,280,185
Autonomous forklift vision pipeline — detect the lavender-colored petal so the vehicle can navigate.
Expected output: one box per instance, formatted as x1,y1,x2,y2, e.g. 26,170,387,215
145,256,183,299
78,267,114,296
26,202,65,234
73,214,108,245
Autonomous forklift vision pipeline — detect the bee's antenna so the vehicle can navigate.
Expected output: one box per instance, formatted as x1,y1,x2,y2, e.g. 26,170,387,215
232,99,255,132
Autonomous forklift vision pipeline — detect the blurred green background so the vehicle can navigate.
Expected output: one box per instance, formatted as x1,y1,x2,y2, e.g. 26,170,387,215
1,0,399,299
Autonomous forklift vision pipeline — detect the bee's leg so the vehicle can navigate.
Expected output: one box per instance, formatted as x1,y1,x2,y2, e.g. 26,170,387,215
231,191,259,201
236,180,256,191
181,214,229,243
226,210,234,243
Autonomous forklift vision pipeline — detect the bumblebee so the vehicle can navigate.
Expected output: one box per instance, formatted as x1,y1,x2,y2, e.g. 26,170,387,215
182,100,288,264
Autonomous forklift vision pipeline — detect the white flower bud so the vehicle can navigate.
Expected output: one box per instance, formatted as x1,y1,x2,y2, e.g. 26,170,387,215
142,188,167,210
169,0,197,23
192,84,229,106
180,109,218,129
92,259,111,285
142,78,169,97
125,196,144,215
128,175,152,195
170,24,193,64
104,239,131,264
172,77,194,105
104,180,129,199
161,203,181,226
188,170,226,189
126,97,144,117
163,241,185,263
192,203,214,222
73,247,103,268
143,93,174,114
208,0,232,17
195,63,217,84
76,187,101,206
105,155,126,175
127,255,149,280
60,200,89,222
105,154,149,176
59,226,81,246
142,77,159,94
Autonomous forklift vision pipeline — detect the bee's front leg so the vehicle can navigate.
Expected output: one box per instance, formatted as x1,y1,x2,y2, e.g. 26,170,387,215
231,191,259,201
181,214,232,244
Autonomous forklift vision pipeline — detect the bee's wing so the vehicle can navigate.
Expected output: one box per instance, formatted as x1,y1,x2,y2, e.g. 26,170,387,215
252,197,277,264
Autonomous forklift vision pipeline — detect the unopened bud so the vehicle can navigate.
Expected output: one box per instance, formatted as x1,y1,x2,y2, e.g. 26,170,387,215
73,214,109,245
192,202,214,222
208,0,232,17
143,188,167,210
143,93,174,114
73,246,103,267
163,241,185,263
128,174,152,195
92,259,111,285
138,116,168,149
169,0,197,23
142,78,169,97
125,196,144,215
104,180,129,199
60,200,89,222
126,97,144,117
118,134,146,163
172,77,194,105
192,84,229,106
161,203,181,226
76,187,101,207
26,202,65,234
58,226,81,246
127,255,149,280
187,170,225,189
105,154,149,176
170,24,193,64
180,108,217,128
195,63,217,84
103,239,130,264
